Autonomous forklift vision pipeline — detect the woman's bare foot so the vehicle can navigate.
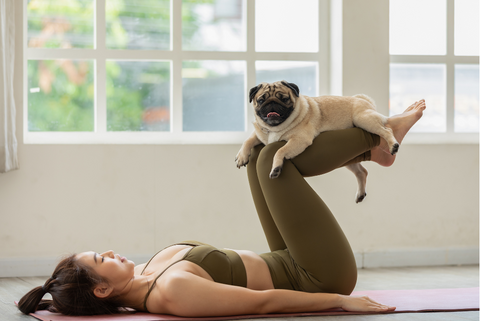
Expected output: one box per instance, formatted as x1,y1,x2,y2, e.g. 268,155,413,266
371,100,426,167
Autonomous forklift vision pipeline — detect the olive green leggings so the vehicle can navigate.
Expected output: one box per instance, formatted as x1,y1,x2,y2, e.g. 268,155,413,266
248,128,380,295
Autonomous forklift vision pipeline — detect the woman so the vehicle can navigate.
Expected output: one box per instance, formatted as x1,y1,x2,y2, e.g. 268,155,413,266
18,100,426,317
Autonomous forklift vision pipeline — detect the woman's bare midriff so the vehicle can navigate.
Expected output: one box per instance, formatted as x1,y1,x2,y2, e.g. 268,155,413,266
230,249,274,290
135,245,274,291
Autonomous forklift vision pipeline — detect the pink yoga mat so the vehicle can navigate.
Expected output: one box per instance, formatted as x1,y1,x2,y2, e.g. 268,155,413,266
25,287,479,321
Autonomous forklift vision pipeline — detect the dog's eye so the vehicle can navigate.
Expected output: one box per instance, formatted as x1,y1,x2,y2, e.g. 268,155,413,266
257,99,265,105
282,97,289,103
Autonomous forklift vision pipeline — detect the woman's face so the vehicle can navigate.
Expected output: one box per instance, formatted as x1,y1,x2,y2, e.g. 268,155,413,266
76,250,135,293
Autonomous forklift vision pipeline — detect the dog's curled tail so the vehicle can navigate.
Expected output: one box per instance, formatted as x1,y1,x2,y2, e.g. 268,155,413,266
354,94,376,107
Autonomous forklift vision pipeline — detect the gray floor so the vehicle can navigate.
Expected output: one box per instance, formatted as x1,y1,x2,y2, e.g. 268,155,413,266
0,265,478,321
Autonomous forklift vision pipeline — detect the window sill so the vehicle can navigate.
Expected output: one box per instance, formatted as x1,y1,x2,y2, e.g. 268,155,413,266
23,131,478,145
23,131,251,145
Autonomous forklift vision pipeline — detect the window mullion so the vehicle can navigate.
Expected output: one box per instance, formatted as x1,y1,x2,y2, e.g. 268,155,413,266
96,0,107,133
171,0,183,134
446,0,455,134
318,0,329,96
246,0,255,133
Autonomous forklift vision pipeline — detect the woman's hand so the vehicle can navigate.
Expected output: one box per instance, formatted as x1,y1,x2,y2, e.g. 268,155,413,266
339,294,396,313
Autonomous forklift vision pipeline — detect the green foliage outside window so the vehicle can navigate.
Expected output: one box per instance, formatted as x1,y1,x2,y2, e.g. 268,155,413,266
27,0,213,132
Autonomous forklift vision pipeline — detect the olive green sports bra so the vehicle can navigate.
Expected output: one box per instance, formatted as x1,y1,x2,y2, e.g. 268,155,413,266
141,241,247,312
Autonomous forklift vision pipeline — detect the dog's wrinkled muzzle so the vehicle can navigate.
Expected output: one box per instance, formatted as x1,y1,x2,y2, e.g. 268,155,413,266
258,102,293,126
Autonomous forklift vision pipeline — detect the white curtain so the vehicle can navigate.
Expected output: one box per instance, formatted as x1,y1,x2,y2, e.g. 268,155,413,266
0,0,18,173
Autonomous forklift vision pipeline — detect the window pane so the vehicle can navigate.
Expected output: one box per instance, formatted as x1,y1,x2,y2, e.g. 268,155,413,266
183,61,245,131
27,0,94,49
256,61,318,96
28,60,94,131
256,0,318,52
390,64,446,132
106,0,170,50
455,64,479,132
182,0,246,51
455,0,479,56
107,61,170,131
389,0,446,55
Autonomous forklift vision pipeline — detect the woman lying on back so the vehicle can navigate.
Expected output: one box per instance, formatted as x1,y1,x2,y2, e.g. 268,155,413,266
18,100,426,317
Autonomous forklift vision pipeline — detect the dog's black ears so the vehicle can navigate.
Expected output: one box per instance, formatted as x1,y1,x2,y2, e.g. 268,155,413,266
249,84,263,103
249,82,299,103
281,81,300,97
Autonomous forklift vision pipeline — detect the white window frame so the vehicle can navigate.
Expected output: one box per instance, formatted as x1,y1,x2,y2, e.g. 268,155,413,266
23,0,331,144
390,0,479,144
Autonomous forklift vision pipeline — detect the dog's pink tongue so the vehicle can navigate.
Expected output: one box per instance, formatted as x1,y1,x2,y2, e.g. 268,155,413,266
267,112,280,118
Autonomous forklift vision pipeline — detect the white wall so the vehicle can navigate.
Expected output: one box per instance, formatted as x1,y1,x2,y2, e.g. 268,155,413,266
0,0,478,277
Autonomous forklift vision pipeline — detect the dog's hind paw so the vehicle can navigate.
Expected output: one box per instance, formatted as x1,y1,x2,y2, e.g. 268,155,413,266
355,192,367,203
269,166,283,179
390,143,400,155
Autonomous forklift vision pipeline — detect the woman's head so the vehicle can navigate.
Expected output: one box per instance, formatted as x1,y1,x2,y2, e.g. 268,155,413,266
18,252,133,316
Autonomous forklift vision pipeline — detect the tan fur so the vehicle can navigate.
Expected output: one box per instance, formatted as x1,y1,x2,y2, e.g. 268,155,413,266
235,81,399,203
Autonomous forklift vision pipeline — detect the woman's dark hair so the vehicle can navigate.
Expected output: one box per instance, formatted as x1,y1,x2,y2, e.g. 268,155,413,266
18,254,130,316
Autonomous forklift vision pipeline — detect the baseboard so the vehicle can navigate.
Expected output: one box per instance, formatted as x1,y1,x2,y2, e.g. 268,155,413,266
0,248,478,277
354,247,479,269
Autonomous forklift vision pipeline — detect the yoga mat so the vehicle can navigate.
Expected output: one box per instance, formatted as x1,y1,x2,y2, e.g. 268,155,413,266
24,287,479,321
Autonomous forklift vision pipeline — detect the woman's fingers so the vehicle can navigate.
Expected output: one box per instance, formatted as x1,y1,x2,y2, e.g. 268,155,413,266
341,295,396,313
364,296,396,311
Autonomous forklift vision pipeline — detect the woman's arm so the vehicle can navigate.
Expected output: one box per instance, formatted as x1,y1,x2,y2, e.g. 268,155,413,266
155,271,395,317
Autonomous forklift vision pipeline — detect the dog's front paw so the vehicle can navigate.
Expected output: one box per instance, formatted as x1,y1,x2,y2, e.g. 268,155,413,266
355,192,367,203
390,143,400,155
269,166,283,179
235,150,250,168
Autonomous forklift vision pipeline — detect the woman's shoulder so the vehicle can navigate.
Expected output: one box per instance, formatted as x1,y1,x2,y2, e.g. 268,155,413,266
144,262,212,314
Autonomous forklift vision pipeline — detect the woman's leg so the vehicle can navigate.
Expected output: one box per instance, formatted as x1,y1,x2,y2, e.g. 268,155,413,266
247,128,378,252
247,128,380,295
255,128,379,294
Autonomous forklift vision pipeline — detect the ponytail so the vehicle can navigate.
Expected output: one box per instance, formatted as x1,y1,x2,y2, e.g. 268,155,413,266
17,285,52,314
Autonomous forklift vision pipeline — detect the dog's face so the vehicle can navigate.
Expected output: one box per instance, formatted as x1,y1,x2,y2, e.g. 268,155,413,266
249,81,300,127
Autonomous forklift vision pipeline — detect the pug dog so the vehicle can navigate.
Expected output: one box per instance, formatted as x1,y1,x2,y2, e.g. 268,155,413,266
235,81,399,203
